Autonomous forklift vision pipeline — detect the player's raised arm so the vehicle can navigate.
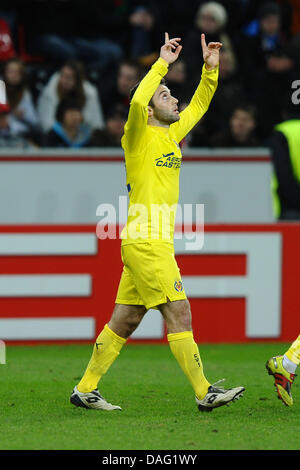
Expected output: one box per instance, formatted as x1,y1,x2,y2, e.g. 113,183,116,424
123,33,182,154
171,33,222,143
129,33,182,107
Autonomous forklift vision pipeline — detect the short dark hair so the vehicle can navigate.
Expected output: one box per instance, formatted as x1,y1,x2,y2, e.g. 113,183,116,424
232,103,257,120
55,98,82,123
129,78,167,108
259,2,281,19
106,104,128,120
119,59,141,74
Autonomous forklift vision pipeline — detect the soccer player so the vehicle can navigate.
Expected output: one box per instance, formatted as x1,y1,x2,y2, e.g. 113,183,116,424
266,334,299,406
70,32,245,412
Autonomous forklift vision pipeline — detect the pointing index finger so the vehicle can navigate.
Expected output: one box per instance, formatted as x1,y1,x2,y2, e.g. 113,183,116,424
201,33,207,51
165,32,169,44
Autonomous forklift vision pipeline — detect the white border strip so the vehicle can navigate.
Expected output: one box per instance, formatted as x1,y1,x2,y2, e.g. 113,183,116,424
0,274,91,297
0,233,97,255
0,317,95,339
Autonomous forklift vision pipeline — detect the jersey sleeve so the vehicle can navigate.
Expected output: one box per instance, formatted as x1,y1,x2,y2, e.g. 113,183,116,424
122,57,169,155
171,64,219,143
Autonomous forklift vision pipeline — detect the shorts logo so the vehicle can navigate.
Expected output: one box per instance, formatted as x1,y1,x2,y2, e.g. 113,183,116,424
174,280,183,292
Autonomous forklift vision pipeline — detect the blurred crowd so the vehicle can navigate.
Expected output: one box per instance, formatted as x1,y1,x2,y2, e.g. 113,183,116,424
0,0,299,149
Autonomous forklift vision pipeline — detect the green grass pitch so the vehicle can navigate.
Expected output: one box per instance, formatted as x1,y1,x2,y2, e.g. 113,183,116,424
1,342,299,450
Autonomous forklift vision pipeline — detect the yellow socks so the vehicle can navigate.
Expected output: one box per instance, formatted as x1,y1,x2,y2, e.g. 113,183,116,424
77,324,126,393
283,334,300,373
167,331,210,400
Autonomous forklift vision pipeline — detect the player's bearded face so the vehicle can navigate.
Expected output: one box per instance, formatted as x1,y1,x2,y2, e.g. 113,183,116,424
153,105,180,124
150,85,180,124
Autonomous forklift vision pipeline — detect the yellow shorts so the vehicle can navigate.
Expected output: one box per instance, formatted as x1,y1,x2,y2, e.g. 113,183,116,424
115,242,187,310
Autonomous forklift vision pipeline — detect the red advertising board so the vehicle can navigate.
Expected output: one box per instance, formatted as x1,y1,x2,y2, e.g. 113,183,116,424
0,224,298,344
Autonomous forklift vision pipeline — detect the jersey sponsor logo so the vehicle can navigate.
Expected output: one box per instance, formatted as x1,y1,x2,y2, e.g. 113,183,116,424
155,152,181,169
174,280,183,292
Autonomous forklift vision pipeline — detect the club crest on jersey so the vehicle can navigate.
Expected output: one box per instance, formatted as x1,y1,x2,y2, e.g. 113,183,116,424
174,280,183,292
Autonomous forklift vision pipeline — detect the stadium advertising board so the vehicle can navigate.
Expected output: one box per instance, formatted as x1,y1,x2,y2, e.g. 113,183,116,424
0,224,297,343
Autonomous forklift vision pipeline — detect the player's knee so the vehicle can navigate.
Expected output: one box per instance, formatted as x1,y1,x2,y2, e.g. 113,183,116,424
122,315,142,337
163,299,192,332
109,306,145,338
108,321,134,339
177,298,191,319
108,318,137,339
180,303,192,330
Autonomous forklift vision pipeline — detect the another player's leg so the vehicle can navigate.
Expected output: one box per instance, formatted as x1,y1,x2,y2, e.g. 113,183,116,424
159,299,245,412
70,304,146,410
266,334,299,406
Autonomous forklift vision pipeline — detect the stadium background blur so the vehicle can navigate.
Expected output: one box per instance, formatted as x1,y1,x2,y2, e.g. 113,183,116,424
0,0,299,148
0,0,299,345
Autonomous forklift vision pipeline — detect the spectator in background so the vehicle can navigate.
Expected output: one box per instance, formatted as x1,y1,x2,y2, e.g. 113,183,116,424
212,0,275,37
165,59,189,103
101,60,141,118
241,0,299,40
90,104,127,147
20,0,124,73
239,3,290,78
74,0,162,70
202,47,247,138
2,58,40,141
267,99,300,220
177,101,211,148
43,99,91,148
0,102,35,148
209,104,260,147
21,1,162,73
184,48,247,147
37,59,105,133
183,1,237,86
0,16,16,62
128,4,162,66
238,2,298,137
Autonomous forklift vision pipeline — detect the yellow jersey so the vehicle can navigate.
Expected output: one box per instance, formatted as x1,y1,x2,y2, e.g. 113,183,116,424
121,57,218,245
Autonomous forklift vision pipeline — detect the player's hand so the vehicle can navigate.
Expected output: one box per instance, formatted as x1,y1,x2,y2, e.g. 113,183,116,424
160,32,182,64
201,33,222,70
